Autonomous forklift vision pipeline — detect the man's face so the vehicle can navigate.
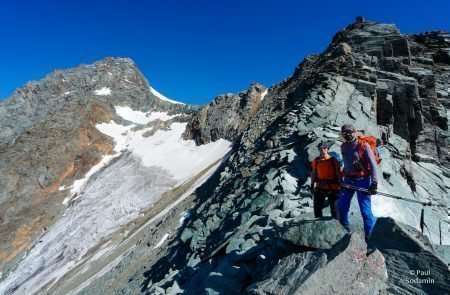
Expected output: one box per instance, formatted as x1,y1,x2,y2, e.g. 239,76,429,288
319,146,328,156
342,130,354,142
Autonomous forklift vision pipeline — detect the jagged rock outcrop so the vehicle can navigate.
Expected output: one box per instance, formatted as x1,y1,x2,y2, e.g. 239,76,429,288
182,82,267,144
326,21,449,166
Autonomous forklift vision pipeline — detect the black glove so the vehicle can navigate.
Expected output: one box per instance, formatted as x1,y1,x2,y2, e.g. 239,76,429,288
368,182,377,195
310,185,315,194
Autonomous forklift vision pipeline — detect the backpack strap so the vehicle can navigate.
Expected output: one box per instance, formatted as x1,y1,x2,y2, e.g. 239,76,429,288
357,139,370,174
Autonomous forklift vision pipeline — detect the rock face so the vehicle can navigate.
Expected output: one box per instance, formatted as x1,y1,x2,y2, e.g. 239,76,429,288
183,82,267,144
324,21,449,167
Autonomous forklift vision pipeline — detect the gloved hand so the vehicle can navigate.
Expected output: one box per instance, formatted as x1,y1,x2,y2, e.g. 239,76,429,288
310,185,315,194
368,182,377,195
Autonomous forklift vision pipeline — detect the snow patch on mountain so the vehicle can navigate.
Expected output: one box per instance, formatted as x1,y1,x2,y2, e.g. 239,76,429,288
150,87,185,105
64,106,232,198
115,106,177,124
96,120,232,184
260,89,268,100
94,87,112,95
67,154,117,200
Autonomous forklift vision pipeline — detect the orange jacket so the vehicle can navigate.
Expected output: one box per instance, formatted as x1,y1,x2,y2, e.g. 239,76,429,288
311,155,341,191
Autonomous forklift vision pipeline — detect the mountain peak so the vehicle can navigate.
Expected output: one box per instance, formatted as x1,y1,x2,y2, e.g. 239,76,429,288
330,19,401,56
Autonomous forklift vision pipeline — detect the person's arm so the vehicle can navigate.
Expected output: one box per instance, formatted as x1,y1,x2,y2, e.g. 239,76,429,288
363,143,378,183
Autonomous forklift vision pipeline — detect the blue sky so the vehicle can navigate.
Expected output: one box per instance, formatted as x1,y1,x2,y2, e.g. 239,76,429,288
1,0,449,104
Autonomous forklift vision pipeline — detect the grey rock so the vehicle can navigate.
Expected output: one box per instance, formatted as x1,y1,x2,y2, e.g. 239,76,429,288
202,272,242,295
182,83,267,145
434,245,450,264
433,48,450,65
225,238,246,254
248,234,388,295
279,173,297,194
368,218,450,294
281,218,348,249
263,179,280,196
281,198,299,211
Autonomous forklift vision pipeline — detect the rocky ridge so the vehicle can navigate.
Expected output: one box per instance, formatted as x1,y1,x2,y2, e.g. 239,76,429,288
134,19,449,294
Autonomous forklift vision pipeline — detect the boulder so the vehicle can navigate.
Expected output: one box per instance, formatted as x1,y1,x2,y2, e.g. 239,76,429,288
281,218,348,249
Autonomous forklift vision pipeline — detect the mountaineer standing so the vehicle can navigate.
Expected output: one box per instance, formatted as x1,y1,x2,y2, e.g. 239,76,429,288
310,141,342,219
338,124,379,240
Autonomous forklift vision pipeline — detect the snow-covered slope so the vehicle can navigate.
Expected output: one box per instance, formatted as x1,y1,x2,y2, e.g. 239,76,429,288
150,87,185,105
0,107,231,294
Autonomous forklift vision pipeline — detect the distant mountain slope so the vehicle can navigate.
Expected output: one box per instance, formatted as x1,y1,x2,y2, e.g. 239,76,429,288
0,58,235,293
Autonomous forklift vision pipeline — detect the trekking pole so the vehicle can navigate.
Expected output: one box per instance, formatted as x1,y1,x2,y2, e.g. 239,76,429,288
340,183,445,207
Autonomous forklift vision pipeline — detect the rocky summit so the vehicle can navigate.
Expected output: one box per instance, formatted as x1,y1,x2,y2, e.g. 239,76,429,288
0,19,449,294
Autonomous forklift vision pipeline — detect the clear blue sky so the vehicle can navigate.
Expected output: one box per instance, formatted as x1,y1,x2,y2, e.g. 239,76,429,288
1,0,449,104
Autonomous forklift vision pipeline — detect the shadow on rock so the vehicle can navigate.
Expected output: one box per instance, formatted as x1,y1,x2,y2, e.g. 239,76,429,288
367,217,450,295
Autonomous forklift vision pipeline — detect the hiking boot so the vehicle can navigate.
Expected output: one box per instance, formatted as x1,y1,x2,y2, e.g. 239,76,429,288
365,234,376,255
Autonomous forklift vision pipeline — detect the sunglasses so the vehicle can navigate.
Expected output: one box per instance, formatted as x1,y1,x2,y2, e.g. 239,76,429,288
342,131,353,135
319,146,328,150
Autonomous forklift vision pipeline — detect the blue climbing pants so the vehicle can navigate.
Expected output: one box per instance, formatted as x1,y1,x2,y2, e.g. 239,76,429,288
338,176,375,235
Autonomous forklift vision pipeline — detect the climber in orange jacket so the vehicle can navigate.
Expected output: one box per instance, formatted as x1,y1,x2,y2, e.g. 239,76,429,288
310,141,342,219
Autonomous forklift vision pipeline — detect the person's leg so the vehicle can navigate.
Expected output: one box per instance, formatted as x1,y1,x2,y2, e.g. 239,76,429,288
328,191,339,219
314,190,325,218
355,177,375,237
338,178,354,232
